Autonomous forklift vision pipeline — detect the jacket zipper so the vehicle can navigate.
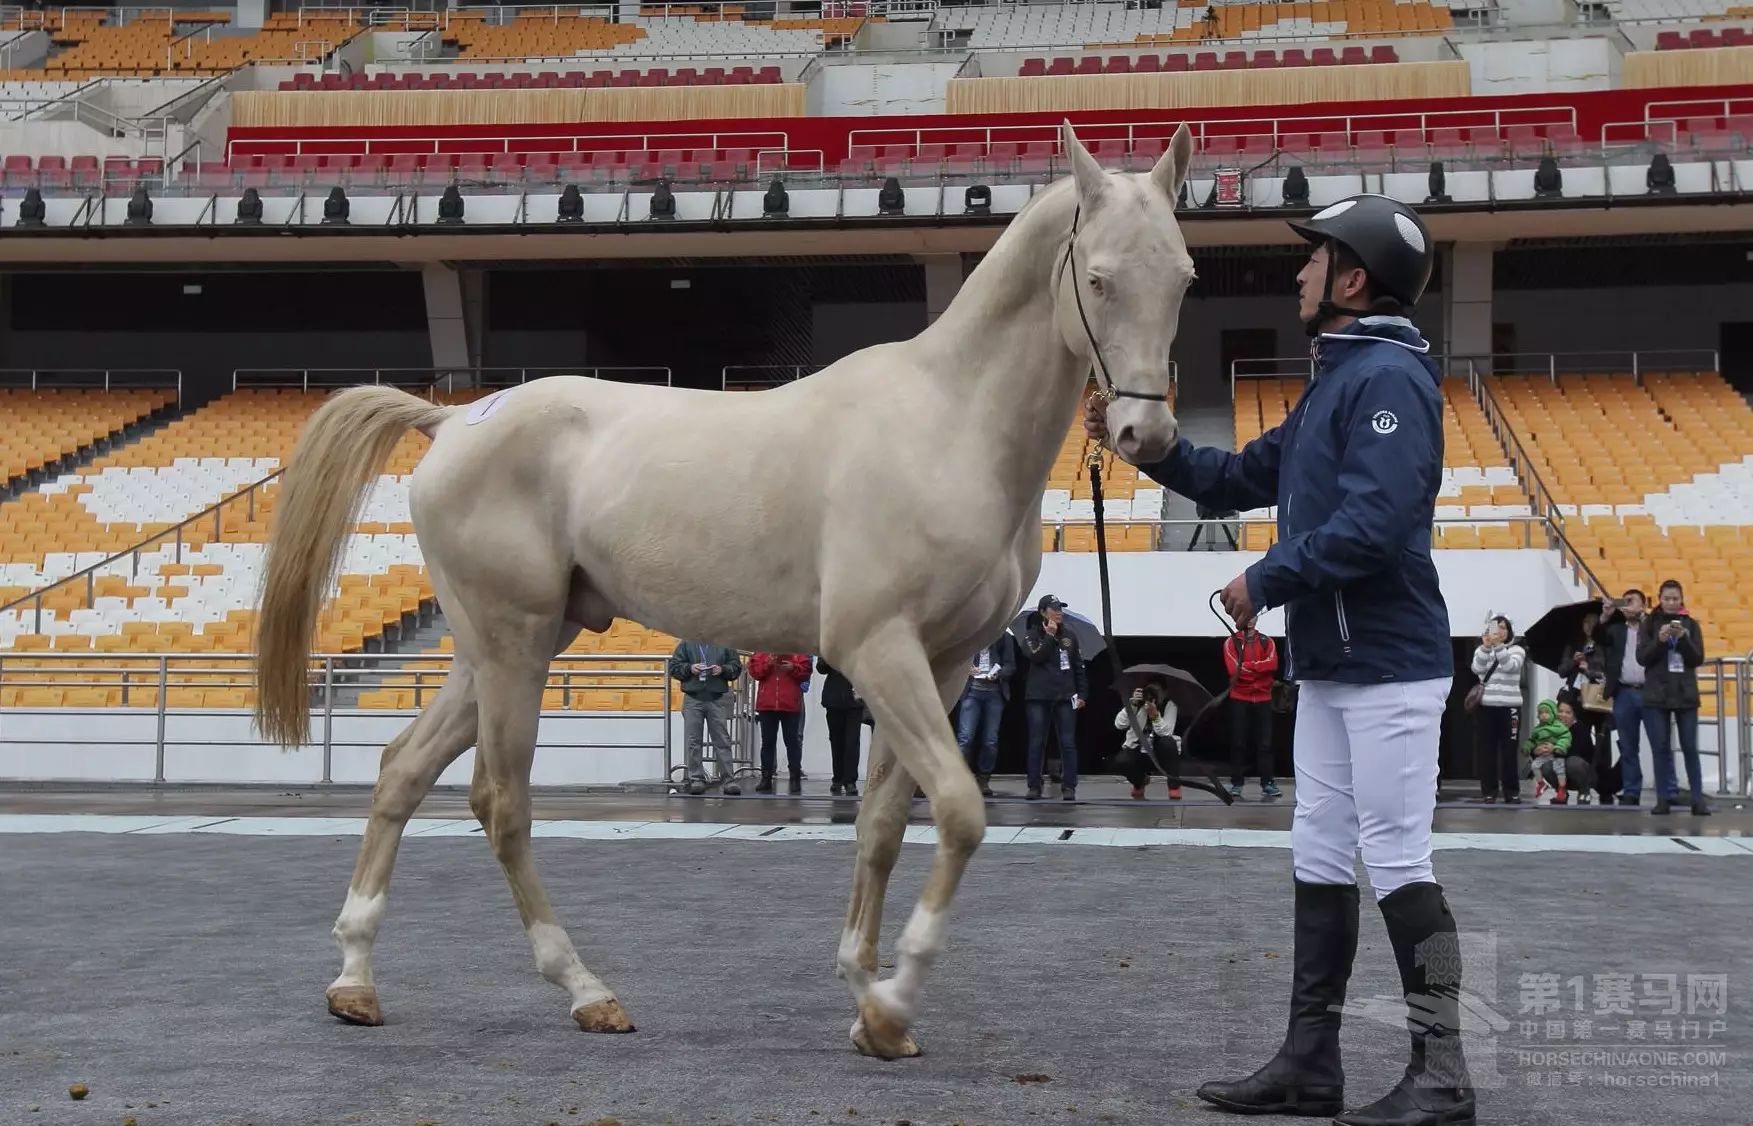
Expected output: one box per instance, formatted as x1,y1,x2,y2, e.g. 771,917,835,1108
1334,590,1352,647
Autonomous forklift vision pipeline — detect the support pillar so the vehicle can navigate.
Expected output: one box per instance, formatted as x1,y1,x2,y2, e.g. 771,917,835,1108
1442,242,1496,375
918,254,963,325
420,264,474,382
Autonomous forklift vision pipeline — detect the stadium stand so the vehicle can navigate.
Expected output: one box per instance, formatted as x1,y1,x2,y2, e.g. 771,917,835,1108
0,385,676,710
274,64,788,90
1015,45,1402,75
934,0,1453,51
1,388,175,493
1488,370,1753,687
1655,27,1753,48
0,10,366,79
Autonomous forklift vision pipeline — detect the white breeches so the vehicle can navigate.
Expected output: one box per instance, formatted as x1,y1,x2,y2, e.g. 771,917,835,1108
1290,677,1452,899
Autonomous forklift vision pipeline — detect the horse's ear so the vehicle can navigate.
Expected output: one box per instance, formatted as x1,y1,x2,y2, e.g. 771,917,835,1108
1150,123,1194,201
1061,119,1107,206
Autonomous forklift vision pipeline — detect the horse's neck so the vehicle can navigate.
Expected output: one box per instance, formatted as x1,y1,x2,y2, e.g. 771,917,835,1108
914,183,1088,510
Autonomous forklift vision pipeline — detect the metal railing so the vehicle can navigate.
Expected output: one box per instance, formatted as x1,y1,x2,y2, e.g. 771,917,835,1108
1230,349,1721,398
720,364,820,390
0,650,674,786
0,368,182,402
228,127,791,162
1700,655,1752,797
0,471,283,633
231,366,673,392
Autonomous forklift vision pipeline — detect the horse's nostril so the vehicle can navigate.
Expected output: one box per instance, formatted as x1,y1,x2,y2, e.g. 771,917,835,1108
1117,424,1137,449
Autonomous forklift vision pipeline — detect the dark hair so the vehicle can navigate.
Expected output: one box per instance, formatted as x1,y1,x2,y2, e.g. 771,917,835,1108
1622,588,1646,603
1492,614,1513,639
1141,684,1163,707
1330,241,1400,315
1659,579,1684,599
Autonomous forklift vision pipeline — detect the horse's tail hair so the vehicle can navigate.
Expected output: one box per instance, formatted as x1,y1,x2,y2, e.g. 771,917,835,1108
255,385,452,746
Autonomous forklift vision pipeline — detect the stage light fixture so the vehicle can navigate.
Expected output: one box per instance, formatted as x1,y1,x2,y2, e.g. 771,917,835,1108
963,184,991,215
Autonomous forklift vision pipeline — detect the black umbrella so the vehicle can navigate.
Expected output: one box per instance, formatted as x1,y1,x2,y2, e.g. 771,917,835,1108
1115,663,1214,725
1521,598,1605,673
1007,607,1106,662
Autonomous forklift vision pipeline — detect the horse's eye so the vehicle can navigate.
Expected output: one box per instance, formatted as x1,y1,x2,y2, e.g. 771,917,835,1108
1087,275,1105,295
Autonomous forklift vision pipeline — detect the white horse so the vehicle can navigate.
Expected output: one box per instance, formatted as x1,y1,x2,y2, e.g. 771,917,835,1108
254,121,1196,1059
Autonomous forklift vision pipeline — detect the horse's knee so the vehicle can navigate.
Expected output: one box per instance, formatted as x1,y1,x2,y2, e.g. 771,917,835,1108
931,777,986,856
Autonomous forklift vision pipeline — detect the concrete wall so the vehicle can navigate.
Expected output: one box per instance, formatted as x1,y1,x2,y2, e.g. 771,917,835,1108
1497,285,1753,359
1459,38,1617,95
812,62,962,116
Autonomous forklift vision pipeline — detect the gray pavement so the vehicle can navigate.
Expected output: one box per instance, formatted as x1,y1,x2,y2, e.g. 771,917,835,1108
2,833,1749,1126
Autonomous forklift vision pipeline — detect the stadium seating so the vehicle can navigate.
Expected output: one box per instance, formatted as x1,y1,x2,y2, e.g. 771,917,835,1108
1655,27,1753,49
356,625,673,712
0,385,683,711
1,388,173,491
1040,397,1164,553
1488,371,1753,677
0,10,368,79
935,0,1452,52
274,65,787,91
1016,45,1400,75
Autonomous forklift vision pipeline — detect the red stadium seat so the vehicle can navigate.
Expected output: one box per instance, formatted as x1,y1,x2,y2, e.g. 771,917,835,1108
1370,45,1398,63
1019,57,1046,76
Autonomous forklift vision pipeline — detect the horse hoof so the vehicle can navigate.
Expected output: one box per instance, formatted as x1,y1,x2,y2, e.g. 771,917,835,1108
326,985,383,1026
573,998,635,1033
850,1000,921,1060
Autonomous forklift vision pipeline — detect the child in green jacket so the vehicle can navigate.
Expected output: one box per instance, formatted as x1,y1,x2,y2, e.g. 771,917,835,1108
1524,698,1571,803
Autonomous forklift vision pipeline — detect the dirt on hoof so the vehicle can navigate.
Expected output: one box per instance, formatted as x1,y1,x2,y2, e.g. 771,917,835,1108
325,985,384,1026
572,998,635,1034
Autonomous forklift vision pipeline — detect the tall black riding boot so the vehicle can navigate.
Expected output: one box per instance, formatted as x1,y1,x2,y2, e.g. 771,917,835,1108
1336,882,1476,1126
1196,880,1359,1116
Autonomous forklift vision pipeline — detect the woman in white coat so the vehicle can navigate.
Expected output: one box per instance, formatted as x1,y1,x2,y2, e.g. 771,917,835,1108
1471,615,1526,803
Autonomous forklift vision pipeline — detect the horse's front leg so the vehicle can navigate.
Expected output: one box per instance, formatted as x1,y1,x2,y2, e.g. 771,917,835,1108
836,727,913,1013
841,627,984,1059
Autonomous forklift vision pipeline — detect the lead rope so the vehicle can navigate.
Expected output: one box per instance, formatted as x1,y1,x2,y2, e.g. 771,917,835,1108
1088,442,1236,804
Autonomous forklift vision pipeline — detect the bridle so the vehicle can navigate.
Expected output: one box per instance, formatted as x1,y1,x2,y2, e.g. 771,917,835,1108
1055,202,1173,406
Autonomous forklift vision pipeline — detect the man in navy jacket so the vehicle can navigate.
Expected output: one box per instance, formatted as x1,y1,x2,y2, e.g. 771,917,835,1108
1087,196,1472,1126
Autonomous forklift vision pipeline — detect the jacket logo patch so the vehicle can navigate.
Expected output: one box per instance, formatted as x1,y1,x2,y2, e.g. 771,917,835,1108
1370,410,1399,435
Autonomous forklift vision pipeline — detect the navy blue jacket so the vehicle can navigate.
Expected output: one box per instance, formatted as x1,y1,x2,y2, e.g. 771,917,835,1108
1140,317,1452,684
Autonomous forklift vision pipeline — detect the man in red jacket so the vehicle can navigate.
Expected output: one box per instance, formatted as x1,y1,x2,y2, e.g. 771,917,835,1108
749,652,813,794
1224,628,1282,800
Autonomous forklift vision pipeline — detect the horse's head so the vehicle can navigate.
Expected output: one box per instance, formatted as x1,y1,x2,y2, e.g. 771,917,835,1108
1054,120,1195,466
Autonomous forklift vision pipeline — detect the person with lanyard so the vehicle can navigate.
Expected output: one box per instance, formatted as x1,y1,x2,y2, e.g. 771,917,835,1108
1087,195,1474,1125
1597,589,1649,806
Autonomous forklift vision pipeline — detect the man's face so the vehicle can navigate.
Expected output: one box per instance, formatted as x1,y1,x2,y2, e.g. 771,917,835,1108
1295,244,1329,325
1045,606,1063,627
1623,592,1646,619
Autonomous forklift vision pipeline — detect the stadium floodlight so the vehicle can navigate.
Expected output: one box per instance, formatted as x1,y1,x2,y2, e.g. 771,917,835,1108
16,187,45,229
1534,156,1563,199
236,187,264,225
877,176,905,215
1425,161,1451,204
436,184,465,225
1646,152,1676,195
649,179,676,220
125,186,152,226
762,177,789,217
322,186,350,225
557,184,584,222
1281,166,1309,207
963,184,991,215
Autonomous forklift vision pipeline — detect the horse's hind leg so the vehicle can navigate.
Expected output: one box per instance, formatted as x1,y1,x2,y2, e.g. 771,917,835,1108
468,623,633,1033
842,626,986,1059
327,663,480,1025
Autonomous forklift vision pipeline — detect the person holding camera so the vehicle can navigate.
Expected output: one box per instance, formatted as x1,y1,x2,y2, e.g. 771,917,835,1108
1470,615,1525,804
748,651,813,794
1019,594,1087,802
1637,580,1709,816
667,640,744,796
1115,684,1181,800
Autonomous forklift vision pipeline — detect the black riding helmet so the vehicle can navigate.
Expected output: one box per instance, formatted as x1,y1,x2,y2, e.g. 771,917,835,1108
1287,194,1434,332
